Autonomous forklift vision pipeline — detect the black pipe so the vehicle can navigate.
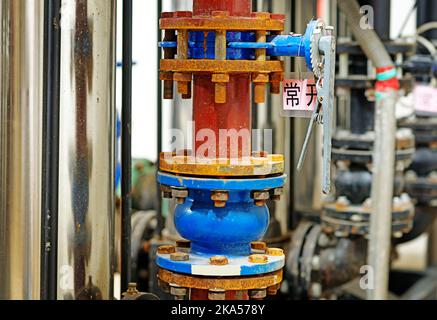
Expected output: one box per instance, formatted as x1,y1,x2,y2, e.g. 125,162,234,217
41,0,61,301
121,0,133,294
417,0,437,40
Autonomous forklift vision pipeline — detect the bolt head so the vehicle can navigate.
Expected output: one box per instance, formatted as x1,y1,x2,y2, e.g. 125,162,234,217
266,248,284,256
210,256,229,266
251,241,267,252
170,286,187,297
255,200,266,207
157,245,176,255
170,252,190,262
249,289,267,299
208,290,226,300
249,254,269,264
311,256,320,271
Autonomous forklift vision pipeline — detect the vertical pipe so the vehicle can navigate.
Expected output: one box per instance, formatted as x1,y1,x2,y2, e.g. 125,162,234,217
0,0,44,300
41,0,62,300
192,0,252,160
121,0,133,295
57,0,116,300
337,0,397,300
156,0,164,239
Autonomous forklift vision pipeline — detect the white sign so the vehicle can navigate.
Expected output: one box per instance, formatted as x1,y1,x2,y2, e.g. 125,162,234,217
414,84,437,115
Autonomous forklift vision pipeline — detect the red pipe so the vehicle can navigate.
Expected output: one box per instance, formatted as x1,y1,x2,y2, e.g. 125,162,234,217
192,0,252,160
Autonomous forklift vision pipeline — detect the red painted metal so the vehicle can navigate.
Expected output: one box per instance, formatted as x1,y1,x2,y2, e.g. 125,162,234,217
193,0,252,16
192,0,252,159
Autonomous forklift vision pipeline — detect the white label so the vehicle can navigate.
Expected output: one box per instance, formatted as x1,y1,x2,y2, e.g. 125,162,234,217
414,84,437,115
283,79,317,118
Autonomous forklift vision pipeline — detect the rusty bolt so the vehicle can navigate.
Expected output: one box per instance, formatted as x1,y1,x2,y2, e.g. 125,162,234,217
172,188,188,204
266,248,284,256
250,241,267,253
267,284,281,296
210,256,229,266
170,286,187,299
157,245,176,255
211,191,229,208
174,11,192,18
253,190,270,200
249,254,268,264
124,282,139,297
212,74,229,104
255,200,265,207
253,190,269,207
160,185,173,199
208,289,226,300
249,288,267,300
170,252,190,262
214,83,227,104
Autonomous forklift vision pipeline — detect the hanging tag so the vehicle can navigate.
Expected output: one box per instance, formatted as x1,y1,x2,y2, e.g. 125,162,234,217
414,84,437,115
281,73,317,118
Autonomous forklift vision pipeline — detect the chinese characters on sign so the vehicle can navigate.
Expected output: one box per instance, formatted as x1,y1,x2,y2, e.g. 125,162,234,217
283,79,317,117
414,84,437,115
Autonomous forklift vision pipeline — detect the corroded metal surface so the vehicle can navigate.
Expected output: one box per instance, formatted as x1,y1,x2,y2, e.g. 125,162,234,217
160,12,285,31
160,59,284,74
158,268,283,291
160,153,284,176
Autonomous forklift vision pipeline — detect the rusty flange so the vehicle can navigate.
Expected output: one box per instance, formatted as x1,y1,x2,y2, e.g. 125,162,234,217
160,11,285,31
160,152,284,177
158,268,282,291
160,59,283,74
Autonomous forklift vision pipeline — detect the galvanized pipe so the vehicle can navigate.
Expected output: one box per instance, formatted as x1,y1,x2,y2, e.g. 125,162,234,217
337,0,397,300
0,0,44,300
57,0,116,300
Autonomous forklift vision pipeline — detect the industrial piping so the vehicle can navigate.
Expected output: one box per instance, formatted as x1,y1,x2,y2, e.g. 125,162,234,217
337,0,399,300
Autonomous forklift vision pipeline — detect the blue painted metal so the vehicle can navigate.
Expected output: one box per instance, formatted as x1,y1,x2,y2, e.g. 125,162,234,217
175,189,269,256
157,172,286,261
157,172,286,191
156,251,285,276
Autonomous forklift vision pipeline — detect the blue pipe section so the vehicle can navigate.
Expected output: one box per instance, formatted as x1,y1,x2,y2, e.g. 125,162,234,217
174,189,269,256
157,173,287,257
